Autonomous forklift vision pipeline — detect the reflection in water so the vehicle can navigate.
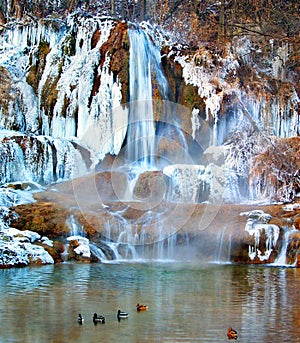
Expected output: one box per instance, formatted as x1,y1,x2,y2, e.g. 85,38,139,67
241,267,294,342
0,263,299,342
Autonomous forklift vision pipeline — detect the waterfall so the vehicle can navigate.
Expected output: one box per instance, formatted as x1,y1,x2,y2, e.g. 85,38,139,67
101,26,195,259
215,225,229,263
66,214,84,237
125,26,169,169
273,228,296,266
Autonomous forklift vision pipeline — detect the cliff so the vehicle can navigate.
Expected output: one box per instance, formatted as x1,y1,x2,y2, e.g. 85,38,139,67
0,3,299,267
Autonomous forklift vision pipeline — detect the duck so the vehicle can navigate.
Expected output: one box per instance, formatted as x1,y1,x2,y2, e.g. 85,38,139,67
93,313,105,324
77,313,84,324
117,309,129,320
136,303,148,311
227,327,238,340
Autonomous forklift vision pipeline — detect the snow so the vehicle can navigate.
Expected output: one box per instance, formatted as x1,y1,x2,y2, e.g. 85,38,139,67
6,227,40,242
176,55,221,122
41,236,54,247
0,179,54,267
67,235,91,258
0,227,54,267
0,187,36,207
283,203,300,212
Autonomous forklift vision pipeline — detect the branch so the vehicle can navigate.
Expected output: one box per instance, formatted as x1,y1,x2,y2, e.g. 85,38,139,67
163,0,182,24
225,23,273,38
225,22,298,42
237,100,276,150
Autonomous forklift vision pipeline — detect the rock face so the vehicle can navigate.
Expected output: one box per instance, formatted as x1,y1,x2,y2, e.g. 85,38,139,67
287,231,300,267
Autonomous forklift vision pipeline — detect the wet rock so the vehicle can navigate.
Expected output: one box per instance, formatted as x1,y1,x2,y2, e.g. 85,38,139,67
40,240,65,264
133,171,168,202
202,145,225,166
286,231,300,266
62,171,129,205
67,236,91,262
293,215,300,231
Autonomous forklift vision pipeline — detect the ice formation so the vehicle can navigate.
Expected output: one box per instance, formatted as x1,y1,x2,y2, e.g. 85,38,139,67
0,15,123,172
241,210,280,261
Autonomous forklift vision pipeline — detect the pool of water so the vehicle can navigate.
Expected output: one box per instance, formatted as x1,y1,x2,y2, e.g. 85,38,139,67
0,262,299,342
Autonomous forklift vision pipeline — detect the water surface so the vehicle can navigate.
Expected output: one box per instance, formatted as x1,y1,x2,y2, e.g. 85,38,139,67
0,262,299,342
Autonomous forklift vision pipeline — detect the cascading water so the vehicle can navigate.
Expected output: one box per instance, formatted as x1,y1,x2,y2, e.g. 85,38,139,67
66,214,84,237
100,26,193,261
125,26,169,169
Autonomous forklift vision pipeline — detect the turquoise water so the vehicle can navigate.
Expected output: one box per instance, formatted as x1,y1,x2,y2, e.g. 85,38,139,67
0,262,299,342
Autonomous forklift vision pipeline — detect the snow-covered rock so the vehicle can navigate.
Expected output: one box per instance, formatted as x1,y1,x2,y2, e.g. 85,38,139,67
67,235,91,258
0,228,54,267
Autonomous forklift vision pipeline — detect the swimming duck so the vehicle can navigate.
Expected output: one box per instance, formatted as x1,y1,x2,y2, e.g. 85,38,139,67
136,303,148,311
77,314,84,324
93,313,105,324
117,309,129,320
227,327,238,340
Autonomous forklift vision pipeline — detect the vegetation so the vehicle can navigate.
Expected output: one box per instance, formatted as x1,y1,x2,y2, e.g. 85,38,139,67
1,1,299,45
1,1,298,94
250,137,300,202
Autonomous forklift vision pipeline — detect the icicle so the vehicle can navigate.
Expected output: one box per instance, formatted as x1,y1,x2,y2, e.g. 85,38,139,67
163,164,207,203
191,108,200,140
241,210,280,261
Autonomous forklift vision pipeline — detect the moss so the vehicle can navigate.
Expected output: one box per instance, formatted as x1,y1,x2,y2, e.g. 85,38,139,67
0,66,13,115
63,34,76,56
40,60,63,118
13,202,70,239
181,84,203,109
26,40,51,94
98,21,129,103
39,40,51,55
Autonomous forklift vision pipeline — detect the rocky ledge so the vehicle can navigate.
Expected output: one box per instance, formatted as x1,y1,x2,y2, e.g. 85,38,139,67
0,176,298,268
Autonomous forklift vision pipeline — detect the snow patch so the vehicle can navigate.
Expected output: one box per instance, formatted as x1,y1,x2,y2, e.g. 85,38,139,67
0,227,54,267
67,235,91,258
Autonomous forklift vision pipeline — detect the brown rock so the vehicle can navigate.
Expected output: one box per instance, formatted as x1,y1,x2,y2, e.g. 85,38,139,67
133,170,168,202
293,215,300,230
286,231,300,265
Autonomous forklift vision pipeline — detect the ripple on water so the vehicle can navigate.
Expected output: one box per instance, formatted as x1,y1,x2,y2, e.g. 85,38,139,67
0,263,299,343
